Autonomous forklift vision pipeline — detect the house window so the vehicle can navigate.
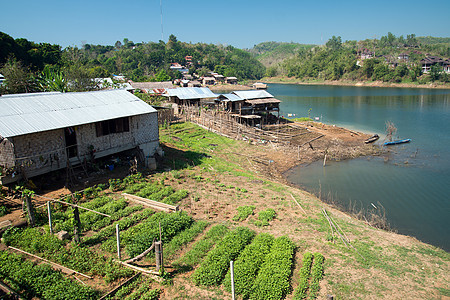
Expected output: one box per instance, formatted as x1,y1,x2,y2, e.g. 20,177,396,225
95,117,130,137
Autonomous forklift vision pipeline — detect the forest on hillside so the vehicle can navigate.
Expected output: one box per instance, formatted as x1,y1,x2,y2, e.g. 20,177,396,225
0,32,265,94
251,33,450,84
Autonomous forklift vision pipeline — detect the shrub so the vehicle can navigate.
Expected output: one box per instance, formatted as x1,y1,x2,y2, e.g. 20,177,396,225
250,236,295,300
254,208,277,226
223,233,274,298
232,205,255,222
192,227,255,286
0,205,11,217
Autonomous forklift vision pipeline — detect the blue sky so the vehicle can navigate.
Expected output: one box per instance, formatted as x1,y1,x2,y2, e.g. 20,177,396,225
1,0,449,49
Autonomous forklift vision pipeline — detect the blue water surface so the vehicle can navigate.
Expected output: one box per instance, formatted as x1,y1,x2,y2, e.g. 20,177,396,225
269,83,450,251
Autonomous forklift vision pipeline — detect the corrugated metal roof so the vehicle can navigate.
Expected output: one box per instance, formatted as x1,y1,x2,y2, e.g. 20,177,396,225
219,93,244,102
164,87,217,100
233,90,274,100
0,90,156,138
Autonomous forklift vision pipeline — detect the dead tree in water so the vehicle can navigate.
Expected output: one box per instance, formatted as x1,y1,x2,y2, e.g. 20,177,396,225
385,121,397,142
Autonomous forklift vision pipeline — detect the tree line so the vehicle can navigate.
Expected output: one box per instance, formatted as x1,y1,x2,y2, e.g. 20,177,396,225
264,33,450,84
0,32,265,94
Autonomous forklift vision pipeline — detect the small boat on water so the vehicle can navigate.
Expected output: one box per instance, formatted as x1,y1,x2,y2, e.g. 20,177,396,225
364,134,379,144
383,138,411,146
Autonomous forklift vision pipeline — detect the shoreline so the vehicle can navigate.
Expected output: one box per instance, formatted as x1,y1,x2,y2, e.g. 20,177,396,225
261,77,450,89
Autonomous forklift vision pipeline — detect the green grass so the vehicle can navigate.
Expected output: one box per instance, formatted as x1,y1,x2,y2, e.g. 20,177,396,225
160,122,257,180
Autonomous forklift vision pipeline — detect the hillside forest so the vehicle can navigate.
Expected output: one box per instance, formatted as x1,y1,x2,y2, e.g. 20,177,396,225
0,32,264,94
1,31,449,95
258,34,450,84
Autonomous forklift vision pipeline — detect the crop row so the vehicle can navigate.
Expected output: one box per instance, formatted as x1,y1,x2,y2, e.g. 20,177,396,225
53,198,129,232
83,208,154,246
108,274,161,300
99,211,193,257
90,204,143,231
172,224,229,268
293,252,314,300
124,211,194,257
192,227,255,286
0,251,97,300
125,181,189,205
308,253,325,299
2,227,133,283
164,220,209,259
249,236,295,300
293,252,325,300
223,233,274,298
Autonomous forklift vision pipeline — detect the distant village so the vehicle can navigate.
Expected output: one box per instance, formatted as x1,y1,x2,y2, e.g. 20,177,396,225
356,50,450,74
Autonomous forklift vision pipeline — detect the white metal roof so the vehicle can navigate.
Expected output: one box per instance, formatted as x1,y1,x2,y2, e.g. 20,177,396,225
232,90,274,100
164,87,216,100
219,93,244,102
0,89,156,138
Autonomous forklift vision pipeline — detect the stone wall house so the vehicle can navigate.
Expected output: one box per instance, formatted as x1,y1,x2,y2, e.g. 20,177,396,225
0,90,159,184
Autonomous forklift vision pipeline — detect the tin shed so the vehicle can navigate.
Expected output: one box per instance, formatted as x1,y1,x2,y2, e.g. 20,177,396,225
0,90,159,184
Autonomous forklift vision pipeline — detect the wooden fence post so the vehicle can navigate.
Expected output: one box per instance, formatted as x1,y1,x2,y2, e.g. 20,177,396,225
116,224,121,260
47,201,53,233
73,206,81,243
24,195,35,227
230,260,235,300
155,241,163,272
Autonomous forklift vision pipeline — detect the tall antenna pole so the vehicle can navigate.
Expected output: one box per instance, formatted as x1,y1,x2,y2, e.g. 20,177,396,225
160,0,164,41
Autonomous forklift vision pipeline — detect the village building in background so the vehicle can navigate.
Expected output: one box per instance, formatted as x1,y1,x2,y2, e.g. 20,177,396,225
129,81,174,95
420,56,450,73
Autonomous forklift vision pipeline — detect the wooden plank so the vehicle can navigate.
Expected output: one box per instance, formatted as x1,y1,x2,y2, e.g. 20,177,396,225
114,260,163,282
8,246,93,279
122,193,179,212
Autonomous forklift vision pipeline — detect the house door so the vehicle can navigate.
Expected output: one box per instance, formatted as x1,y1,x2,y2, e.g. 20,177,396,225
64,127,78,158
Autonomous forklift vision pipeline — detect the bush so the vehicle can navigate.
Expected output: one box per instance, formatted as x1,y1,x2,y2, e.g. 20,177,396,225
192,227,255,286
223,233,274,298
254,208,276,227
249,236,295,300
232,205,255,222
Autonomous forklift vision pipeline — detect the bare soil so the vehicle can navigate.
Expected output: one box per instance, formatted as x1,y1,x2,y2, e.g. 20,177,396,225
0,122,448,299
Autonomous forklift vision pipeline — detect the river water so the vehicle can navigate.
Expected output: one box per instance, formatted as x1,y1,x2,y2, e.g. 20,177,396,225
267,83,450,251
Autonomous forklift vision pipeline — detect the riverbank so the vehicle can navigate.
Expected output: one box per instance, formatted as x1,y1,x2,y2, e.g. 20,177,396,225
157,122,449,299
262,76,450,89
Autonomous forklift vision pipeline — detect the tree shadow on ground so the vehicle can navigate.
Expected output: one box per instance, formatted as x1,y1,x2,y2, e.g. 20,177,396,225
158,144,210,171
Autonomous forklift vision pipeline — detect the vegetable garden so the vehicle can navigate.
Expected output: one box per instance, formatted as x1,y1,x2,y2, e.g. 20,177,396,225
0,171,326,299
